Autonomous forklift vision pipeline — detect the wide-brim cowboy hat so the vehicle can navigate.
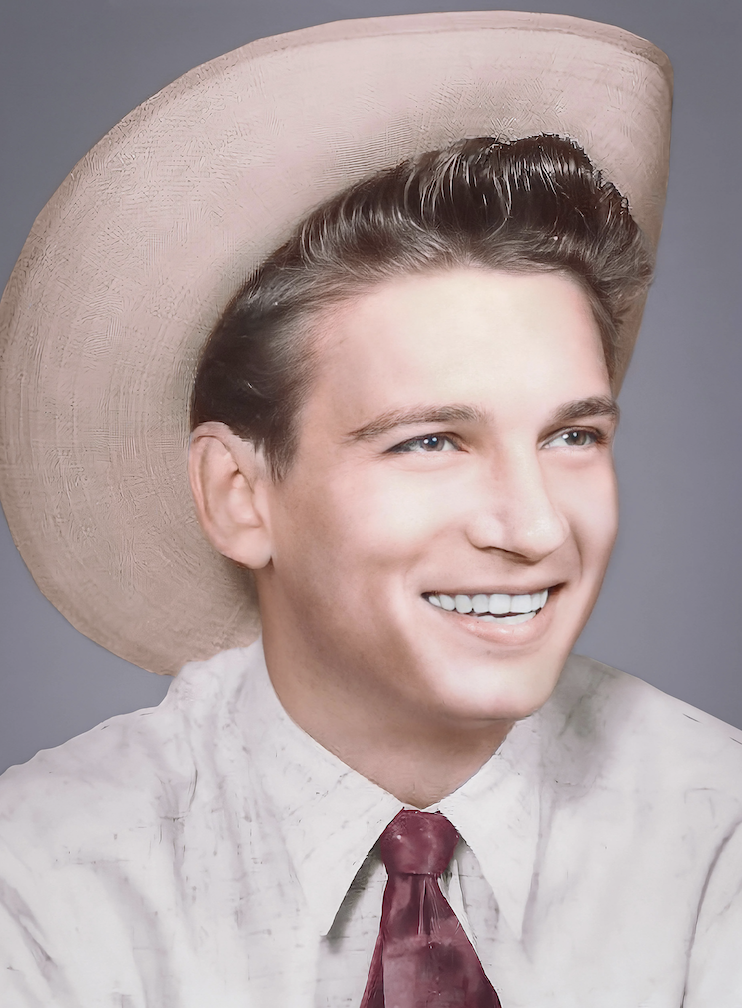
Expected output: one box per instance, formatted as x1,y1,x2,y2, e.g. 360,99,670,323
0,11,672,675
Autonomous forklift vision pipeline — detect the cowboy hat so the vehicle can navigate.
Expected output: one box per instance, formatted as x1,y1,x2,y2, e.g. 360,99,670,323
0,11,672,674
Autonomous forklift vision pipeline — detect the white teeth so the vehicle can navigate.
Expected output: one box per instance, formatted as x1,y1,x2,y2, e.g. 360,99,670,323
511,594,532,614
426,588,550,618
454,594,473,614
503,611,537,625
472,593,490,614
478,611,536,625
489,594,511,615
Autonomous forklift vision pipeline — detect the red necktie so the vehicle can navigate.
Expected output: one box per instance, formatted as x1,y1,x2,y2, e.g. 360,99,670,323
360,809,502,1008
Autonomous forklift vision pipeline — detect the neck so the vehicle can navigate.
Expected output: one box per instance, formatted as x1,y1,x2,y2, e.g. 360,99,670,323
260,627,513,809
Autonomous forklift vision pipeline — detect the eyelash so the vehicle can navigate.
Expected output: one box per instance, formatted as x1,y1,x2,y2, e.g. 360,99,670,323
386,433,461,454
543,427,609,449
387,427,608,454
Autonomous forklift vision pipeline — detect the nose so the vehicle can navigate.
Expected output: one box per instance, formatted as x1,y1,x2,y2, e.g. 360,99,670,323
465,447,569,562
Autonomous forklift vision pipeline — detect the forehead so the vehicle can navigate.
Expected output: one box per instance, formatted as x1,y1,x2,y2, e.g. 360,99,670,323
307,268,609,425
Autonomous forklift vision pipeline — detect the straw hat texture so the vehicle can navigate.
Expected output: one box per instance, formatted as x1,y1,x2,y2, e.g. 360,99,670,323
0,12,672,674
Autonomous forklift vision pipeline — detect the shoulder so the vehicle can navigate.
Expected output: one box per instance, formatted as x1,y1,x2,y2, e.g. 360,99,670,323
547,654,742,804
0,646,254,862
563,653,742,754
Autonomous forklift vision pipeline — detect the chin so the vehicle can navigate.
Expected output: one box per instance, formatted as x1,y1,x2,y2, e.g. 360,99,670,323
416,651,568,726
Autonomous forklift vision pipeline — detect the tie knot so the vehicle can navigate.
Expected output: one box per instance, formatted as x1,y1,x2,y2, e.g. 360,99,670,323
378,810,459,876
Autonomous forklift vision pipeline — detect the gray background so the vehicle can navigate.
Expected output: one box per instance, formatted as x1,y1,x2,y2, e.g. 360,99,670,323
0,0,740,774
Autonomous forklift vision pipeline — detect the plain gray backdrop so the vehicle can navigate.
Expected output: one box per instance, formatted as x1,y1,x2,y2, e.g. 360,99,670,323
0,0,740,774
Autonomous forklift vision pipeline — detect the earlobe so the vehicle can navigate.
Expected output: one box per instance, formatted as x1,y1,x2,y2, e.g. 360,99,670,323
188,422,273,569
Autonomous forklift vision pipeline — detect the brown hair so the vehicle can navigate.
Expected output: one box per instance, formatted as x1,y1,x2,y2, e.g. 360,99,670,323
192,134,652,477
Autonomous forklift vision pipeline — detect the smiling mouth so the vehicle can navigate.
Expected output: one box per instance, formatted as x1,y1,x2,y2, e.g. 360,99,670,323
423,589,551,625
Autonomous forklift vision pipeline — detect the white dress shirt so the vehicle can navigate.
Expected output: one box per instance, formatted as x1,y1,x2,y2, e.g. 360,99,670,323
0,640,741,1007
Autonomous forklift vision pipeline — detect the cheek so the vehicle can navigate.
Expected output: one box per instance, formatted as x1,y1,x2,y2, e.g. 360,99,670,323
542,454,617,558
272,467,462,576
569,464,619,560
340,466,474,547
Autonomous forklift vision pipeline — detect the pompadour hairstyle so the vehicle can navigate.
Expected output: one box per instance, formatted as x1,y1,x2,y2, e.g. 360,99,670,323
192,134,653,478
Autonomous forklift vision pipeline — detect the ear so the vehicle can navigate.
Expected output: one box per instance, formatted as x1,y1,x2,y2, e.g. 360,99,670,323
188,421,273,569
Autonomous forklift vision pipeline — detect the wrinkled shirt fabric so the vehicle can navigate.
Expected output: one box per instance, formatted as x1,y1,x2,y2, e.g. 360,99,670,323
0,641,741,1007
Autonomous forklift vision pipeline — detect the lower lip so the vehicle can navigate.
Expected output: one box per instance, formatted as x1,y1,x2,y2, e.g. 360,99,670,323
422,593,557,646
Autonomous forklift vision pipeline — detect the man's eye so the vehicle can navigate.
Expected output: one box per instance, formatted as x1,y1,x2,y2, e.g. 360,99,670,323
388,434,460,454
544,428,601,448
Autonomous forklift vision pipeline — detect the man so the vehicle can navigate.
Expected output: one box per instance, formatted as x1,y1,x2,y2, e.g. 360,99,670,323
0,12,740,1008
187,132,646,814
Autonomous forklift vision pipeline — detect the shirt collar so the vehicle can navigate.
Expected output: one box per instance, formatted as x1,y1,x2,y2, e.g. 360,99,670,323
236,641,402,935
234,639,546,940
439,714,543,940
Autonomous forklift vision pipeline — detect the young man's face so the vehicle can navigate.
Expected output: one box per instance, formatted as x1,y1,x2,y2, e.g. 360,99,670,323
255,268,619,726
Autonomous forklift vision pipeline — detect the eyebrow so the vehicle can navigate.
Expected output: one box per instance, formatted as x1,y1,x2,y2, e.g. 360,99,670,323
345,405,489,443
344,395,619,443
551,395,620,426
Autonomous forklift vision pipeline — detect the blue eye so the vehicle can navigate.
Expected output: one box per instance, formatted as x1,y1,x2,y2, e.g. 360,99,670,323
389,434,459,454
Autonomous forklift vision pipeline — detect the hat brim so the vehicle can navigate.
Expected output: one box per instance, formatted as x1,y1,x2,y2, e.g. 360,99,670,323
0,11,672,674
